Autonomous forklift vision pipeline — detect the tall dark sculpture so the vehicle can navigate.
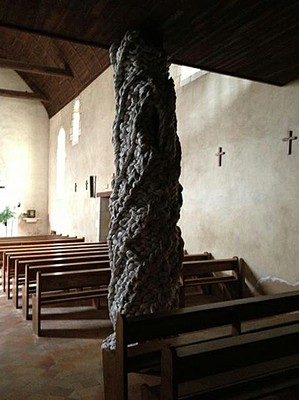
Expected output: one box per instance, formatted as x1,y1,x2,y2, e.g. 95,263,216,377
103,31,184,348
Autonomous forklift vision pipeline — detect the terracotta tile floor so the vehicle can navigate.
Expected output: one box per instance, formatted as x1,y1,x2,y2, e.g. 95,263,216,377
1,287,297,400
0,292,156,400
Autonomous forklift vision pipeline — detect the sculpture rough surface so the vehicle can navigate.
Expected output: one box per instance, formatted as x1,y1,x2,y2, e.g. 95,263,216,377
103,31,184,349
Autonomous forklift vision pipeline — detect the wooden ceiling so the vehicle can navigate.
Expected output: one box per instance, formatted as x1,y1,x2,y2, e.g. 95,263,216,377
0,0,298,117
0,28,109,117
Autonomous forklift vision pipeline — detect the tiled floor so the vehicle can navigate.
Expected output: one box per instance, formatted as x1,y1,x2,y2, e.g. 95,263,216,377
0,293,156,400
1,289,298,400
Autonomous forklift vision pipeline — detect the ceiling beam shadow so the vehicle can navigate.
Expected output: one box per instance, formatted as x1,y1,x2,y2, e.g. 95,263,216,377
0,88,50,102
0,57,73,78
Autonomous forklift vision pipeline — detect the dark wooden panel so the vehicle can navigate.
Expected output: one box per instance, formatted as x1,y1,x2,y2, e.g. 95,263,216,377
125,291,299,343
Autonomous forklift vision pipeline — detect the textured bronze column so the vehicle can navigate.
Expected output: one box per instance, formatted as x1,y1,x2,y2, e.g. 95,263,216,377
103,31,184,348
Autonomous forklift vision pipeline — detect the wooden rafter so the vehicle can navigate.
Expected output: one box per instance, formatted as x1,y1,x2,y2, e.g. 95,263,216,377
0,88,49,102
0,57,73,78
0,22,108,49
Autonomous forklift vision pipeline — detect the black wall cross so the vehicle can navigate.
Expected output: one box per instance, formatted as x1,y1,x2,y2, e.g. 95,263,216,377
282,131,297,155
215,147,225,167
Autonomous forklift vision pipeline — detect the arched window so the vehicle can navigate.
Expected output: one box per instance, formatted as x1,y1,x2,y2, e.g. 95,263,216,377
56,127,66,198
70,98,81,145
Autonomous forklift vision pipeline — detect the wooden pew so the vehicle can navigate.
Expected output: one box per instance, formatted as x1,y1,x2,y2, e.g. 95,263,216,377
3,242,107,270
22,259,110,319
0,236,85,259
160,324,299,399
6,245,108,292
11,250,109,305
2,241,107,272
0,234,64,241
1,242,107,291
102,291,299,400
11,249,204,301
182,252,211,262
179,257,242,307
0,237,82,249
20,253,209,318
2,241,107,269
0,237,84,260
0,236,85,287
32,267,111,336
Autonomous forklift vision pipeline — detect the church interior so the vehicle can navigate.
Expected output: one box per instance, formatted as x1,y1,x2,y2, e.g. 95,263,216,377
0,1,298,399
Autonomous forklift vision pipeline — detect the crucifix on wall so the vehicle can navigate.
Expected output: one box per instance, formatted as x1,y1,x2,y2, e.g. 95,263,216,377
282,131,297,155
215,147,225,167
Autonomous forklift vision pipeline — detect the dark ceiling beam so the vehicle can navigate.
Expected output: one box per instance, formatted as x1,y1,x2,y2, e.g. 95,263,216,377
171,60,285,87
0,88,49,102
0,22,109,49
0,57,73,78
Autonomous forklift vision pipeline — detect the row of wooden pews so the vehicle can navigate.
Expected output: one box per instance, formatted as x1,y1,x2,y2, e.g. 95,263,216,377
103,291,299,400
3,235,297,398
1,235,85,291
1,236,112,335
1,235,245,337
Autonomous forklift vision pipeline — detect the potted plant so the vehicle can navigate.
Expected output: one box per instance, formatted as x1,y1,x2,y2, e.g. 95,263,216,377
0,206,15,237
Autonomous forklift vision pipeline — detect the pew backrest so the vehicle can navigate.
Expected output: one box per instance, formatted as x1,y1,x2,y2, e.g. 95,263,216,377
10,248,108,268
121,291,299,345
0,234,63,241
26,259,110,280
2,242,107,270
0,237,85,260
182,257,240,277
161,323,299,400
0,237,83,291
0,236,81,245
19,253,110,275
31,267,111,335
183,253,212,262
8,252,110,300
180,257,242,301
22,260,110,319
37,267,111,292
112,291,299,400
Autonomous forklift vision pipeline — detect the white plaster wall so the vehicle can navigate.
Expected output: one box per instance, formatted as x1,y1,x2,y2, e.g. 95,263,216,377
0,68,49,236
48,64,299,293
176,71,299,293
48,67,115,242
